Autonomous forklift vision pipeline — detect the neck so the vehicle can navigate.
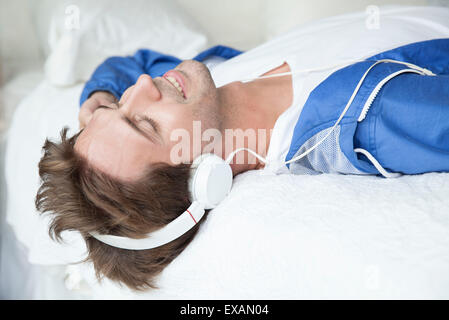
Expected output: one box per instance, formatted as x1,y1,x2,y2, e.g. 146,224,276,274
216,63,293,175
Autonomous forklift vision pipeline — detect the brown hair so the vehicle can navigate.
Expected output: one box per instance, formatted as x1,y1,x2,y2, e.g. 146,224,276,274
35,127,208,290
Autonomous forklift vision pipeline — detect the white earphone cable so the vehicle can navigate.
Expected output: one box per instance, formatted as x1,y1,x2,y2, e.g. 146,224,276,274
232,58,434,169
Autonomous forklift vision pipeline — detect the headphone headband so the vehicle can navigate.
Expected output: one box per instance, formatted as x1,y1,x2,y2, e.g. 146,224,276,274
89,201,205,250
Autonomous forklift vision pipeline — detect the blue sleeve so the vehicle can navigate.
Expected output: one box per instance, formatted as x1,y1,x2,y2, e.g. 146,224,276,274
79,49,182,106
368,38,449,75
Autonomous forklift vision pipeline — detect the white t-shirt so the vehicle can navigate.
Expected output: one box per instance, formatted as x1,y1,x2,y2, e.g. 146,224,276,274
209,6,449,173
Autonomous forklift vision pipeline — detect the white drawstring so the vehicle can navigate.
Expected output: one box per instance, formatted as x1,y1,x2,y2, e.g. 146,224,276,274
354,148,402,178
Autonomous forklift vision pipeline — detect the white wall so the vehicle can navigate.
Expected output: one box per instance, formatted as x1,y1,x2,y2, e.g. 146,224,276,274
176,0,433,50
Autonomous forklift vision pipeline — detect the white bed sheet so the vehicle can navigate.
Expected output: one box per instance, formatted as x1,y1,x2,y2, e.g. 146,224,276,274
4,6,449,299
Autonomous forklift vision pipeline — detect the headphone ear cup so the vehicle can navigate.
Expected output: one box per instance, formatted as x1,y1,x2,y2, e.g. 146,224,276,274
189,154,233,209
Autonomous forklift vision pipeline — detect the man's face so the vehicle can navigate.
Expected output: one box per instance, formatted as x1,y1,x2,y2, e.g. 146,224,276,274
74,60,221,181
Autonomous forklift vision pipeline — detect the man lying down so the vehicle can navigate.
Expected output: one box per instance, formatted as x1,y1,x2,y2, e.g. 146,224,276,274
35,23,449,290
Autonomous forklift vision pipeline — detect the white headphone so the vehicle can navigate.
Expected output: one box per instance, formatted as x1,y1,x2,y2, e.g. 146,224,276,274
89,153,234,250
90,58,434,250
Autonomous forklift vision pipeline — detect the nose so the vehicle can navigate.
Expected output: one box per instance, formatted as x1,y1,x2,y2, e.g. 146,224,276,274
122,74,161,113
134,74,161,101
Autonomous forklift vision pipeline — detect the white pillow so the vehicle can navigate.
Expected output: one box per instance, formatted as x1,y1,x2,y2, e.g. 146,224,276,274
40,0,209,86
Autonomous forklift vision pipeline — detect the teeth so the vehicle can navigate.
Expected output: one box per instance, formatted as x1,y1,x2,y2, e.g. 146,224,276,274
166,76,184,95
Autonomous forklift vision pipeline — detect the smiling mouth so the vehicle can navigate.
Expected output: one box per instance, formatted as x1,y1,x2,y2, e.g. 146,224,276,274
162,70,186,98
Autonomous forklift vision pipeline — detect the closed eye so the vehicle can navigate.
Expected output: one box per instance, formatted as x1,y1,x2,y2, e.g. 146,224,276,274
138,115,160,134
96,103,162,144
97,105,113,110
96,102,121,110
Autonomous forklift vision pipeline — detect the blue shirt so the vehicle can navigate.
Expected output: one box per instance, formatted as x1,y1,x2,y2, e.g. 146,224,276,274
285,38,449,177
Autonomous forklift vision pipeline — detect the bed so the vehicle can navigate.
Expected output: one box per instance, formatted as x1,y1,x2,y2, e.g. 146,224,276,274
2,1,449,299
